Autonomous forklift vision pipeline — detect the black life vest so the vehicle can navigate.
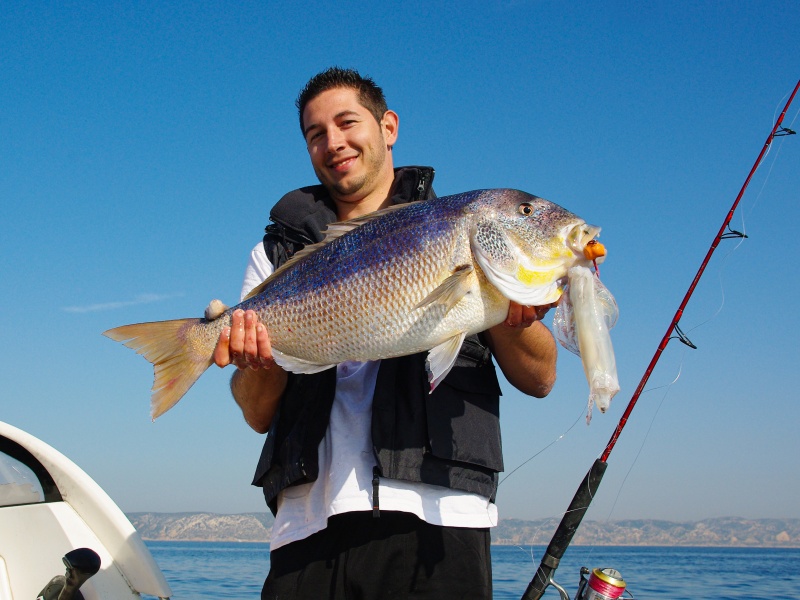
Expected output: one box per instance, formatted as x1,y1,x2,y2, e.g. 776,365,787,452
250,167,504,515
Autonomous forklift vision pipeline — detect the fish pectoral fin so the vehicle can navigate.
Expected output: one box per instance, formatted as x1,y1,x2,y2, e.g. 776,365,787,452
414,265,474,313
271,349,336,374
426,331,467,392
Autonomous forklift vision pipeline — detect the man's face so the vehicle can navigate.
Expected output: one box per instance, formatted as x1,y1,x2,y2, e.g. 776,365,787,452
302,87,397,206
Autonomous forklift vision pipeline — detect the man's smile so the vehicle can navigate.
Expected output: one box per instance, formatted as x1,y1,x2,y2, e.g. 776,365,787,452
328,155,358,172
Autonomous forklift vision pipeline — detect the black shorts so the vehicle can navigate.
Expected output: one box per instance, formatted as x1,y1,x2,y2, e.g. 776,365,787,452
262,510,492,600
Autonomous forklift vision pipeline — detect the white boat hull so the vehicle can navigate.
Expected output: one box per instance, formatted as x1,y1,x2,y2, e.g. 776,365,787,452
0,421,172,599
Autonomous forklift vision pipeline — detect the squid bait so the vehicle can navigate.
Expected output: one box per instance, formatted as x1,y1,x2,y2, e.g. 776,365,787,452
554,264,619,423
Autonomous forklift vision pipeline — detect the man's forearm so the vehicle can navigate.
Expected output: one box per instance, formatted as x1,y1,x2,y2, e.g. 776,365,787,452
231,366,288,433
485,321,557,397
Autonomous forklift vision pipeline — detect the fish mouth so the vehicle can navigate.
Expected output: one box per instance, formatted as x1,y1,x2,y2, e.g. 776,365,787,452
566,222,602,257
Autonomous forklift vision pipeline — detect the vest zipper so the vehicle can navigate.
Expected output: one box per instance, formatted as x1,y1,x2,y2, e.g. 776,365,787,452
416,173,428,201
372,466,381,518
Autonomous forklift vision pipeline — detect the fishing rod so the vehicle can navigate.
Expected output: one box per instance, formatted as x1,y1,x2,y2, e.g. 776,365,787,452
521,79,800,600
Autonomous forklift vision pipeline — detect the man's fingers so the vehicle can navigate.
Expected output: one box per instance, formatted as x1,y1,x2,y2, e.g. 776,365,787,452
505,301,556,328
212,309,274,370
213,327,232,368
226,309,274,370
229,309,246,351
536,302,558,321
222,310,246,369
505,302,523,327
242,310,260,357
252,322,275,368
519,305,538,325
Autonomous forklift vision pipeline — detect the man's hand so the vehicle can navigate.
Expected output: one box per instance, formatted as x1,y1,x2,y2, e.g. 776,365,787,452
504,300,558,328
212,308,276,371
485,300,559,398
205,302,286,433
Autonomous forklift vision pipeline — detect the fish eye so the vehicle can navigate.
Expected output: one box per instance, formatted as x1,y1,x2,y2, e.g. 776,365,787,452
518,203,535,216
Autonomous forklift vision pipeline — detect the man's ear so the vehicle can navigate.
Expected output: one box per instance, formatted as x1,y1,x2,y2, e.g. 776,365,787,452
382,110,399,147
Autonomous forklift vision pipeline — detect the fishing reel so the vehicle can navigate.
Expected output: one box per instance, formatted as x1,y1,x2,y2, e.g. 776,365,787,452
575,567,633,600
528,565,633,600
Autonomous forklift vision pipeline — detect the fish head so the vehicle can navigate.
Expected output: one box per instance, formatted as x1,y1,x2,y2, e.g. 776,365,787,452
468,189,601,306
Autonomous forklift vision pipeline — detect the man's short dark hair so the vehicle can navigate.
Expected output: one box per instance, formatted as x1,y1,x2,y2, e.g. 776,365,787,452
296,67,388,134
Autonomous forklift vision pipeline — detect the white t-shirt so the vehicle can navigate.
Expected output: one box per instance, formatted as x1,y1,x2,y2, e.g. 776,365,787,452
241,243,498,551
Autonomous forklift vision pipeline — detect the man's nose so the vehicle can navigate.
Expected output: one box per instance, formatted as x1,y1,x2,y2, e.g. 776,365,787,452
325,128,346,152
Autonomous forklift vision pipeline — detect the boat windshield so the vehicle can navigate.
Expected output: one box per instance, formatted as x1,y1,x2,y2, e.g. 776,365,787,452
0,450,45,507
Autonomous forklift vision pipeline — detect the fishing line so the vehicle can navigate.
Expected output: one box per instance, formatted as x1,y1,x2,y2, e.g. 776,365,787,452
498,404,587,488
520,131,775,578
521,80,800,600
493,398,599,556
737,85,800,224
681,230,743,336
583,120,782,557
489,386,595,524
603,358,685,522
588,171,769,536
685,99,798,337
743,104,799,222
561,355,687,572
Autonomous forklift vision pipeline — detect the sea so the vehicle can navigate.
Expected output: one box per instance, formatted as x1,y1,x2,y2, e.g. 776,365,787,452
143,541,800,599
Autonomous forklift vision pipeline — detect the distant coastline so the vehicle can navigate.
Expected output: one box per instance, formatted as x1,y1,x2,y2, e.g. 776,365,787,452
127,513,800,548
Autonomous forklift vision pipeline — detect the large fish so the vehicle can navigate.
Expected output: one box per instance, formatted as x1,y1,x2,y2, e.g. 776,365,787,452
105,189,607,419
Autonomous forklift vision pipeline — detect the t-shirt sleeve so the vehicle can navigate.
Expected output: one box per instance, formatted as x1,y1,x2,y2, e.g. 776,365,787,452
240,243,275,301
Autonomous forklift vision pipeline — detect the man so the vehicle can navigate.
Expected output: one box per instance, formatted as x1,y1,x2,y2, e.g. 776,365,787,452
212,68,558,599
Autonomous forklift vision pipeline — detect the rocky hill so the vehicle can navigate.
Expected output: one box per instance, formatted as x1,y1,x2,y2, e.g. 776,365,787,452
128,512,274,542
493,516,799,547
127,513,800,547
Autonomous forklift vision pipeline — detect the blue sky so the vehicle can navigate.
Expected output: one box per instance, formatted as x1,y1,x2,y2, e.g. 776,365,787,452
2,2,799,526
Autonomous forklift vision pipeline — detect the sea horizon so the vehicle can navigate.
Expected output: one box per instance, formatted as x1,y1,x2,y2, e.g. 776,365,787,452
128,512,800,548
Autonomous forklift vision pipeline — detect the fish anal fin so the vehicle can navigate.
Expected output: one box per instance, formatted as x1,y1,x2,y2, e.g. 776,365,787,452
426,331,468,391
414,265,474,314
271,348,337,374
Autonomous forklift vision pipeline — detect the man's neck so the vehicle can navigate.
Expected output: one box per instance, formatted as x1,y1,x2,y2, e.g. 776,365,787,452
333,165,396,221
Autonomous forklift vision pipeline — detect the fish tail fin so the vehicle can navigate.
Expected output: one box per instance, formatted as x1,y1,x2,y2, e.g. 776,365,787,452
103,318,214,420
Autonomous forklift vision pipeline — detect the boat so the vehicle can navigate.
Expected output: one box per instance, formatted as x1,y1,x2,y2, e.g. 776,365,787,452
0,420,172,599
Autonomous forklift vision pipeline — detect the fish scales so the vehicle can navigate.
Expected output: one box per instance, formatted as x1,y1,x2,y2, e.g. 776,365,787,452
243,194,472,363
104,188,610,419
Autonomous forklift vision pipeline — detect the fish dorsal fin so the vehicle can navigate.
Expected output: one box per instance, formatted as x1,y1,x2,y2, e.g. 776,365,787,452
471,220,566,306
414,264,474,313
426,331,468,391
241,276,269,302
243,204,412,302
